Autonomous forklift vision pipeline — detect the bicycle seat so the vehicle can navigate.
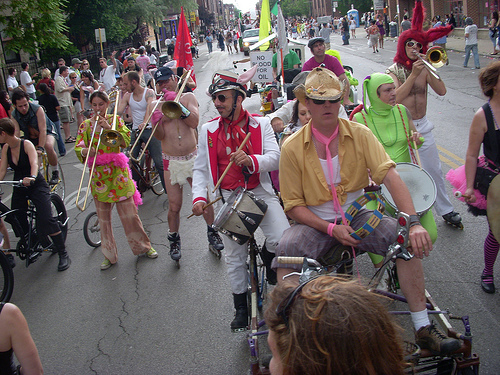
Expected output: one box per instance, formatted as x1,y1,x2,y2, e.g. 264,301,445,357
317,243,354,273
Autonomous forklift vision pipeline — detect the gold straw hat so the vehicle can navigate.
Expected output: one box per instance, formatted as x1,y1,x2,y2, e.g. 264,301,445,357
294,67,344,105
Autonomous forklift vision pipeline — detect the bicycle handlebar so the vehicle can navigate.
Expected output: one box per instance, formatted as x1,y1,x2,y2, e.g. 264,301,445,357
0,180,33,187
276,256,305,265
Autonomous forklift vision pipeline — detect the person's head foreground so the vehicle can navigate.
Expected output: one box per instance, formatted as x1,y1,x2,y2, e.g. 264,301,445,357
264,276,406,375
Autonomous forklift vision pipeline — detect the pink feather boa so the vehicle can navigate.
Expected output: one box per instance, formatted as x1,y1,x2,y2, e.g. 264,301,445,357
86,152,143,207
446,165,487,210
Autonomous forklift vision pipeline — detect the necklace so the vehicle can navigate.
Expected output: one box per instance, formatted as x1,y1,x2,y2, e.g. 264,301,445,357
488,100,500,130
367,108,399,148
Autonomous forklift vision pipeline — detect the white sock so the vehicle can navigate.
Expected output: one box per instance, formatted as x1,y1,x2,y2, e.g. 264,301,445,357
50,165,59,173
411,309,430,331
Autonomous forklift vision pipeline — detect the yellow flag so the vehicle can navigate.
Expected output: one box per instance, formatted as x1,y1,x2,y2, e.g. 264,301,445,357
259,0,271,51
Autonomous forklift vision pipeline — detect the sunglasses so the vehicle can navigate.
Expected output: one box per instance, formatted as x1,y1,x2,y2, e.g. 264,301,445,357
311,98,341,105
70,76,77,79
82,63,89,65
212,93,232,103
406,41,423,50
276,277,317,326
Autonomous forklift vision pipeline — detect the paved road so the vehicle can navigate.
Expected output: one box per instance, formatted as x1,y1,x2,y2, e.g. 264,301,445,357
3,33,499,374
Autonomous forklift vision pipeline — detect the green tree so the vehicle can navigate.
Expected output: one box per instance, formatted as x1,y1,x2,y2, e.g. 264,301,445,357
66,0,197,49
0,0,71,54
281,0,310,18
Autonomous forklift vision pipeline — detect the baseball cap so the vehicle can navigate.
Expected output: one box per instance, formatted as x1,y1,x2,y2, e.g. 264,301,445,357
154,67,175,82
72,58,83,65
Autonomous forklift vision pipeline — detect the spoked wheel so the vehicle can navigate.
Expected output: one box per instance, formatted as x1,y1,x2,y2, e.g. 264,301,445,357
83,211,101,248
0,251,14,303
149,161,164,196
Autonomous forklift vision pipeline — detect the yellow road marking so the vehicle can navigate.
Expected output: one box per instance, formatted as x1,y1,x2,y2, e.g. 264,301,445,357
437,145,465,164
439,154,460,169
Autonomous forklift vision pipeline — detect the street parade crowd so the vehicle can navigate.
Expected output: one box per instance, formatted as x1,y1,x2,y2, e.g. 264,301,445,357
0,0,498,373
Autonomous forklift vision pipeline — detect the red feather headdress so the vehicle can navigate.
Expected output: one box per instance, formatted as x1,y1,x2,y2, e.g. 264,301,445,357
394,0,452,69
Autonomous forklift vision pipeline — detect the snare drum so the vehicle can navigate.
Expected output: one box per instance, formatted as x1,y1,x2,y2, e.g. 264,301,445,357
380,163,436,216
213,187,268,245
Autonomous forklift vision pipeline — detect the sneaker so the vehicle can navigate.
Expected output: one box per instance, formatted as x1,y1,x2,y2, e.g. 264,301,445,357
146,248,158,259
442,211,462,226
481,274,495,294
100,258,113,270
415,322,461,356
50,170,60,185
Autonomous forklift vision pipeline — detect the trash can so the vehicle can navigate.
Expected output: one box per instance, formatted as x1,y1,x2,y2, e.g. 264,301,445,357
390,22,398,37
199,35,204,43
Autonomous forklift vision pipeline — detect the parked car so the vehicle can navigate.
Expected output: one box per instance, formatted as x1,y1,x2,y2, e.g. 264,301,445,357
242,28,260,56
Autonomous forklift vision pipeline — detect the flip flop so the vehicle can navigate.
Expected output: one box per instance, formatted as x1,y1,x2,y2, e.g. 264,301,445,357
65,136,76,143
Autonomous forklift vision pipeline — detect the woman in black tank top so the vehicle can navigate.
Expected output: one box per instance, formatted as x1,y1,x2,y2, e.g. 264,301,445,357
0,302,43,375
0,118,71,271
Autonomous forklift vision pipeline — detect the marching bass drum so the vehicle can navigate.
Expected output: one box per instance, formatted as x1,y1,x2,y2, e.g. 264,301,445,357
380,162,436,216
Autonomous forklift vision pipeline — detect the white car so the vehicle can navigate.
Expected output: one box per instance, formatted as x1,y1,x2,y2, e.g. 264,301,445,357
242,28,260,55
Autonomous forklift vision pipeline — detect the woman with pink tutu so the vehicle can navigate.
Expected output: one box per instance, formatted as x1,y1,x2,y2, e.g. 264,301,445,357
447,62,500,294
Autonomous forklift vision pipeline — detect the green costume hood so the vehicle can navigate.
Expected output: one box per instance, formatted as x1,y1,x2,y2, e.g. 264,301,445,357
362,73,394,117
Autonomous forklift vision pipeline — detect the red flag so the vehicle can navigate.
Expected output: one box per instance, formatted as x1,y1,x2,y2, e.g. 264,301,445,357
174,7,196,82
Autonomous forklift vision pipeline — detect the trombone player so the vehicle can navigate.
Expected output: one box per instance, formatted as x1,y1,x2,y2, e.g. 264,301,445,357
151,67,223,262
75,91,158,270
386,0,462,228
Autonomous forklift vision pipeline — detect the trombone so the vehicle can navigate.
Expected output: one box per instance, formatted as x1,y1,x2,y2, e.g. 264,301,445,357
75,113,103,211
129,70,193,163
101,89,124,147
414,46,448,80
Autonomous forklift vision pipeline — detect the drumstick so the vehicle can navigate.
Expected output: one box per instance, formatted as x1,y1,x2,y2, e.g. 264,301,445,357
411,131,423,170
212,132,252,193
454,191,471,199
187,196,223,219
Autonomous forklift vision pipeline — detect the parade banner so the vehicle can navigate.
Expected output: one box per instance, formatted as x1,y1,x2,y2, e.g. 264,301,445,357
259,0,271,51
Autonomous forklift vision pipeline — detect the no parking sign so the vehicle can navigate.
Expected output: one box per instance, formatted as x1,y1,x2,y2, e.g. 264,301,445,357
250,51,274,83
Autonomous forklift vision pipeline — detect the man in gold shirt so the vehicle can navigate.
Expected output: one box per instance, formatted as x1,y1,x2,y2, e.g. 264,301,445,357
273,67,459,357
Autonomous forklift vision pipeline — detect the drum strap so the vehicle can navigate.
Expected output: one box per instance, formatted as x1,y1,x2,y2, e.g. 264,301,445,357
483,102,499,164
396,104,418,165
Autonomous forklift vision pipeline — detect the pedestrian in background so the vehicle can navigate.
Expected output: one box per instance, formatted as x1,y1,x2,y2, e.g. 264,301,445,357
206,32,213,54
463,17,480,70
489,11,499,55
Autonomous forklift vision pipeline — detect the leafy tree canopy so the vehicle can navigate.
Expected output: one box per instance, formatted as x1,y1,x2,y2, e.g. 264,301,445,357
0,0,71,55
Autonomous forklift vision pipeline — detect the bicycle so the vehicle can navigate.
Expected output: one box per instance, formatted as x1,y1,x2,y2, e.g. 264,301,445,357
127,132,164,196
0,181,68,270
276,211,480,375
40,150,65,200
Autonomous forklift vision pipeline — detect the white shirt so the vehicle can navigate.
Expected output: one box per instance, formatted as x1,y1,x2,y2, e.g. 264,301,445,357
465,24,478,45
6,76,19,91
20,71,35,94
99,65,116,92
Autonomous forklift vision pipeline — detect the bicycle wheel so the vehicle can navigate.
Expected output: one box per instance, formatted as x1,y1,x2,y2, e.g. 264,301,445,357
149,160,164,196
83,212,101,247
0,251,14,303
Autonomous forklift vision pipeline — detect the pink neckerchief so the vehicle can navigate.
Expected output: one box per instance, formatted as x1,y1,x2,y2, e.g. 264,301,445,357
311,124,347,225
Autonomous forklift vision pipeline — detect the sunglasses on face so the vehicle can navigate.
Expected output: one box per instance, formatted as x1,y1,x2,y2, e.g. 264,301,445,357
311,98,341,105
212,93,232,102
406,41,423,49
70,76,77,79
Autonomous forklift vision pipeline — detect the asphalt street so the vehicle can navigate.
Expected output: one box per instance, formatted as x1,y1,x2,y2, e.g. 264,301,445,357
2,31,500,374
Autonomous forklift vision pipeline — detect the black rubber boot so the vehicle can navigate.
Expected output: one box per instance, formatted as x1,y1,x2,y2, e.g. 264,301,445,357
168,232,181,261
260,242,277,285
231,293,248,332
51,232,70,271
